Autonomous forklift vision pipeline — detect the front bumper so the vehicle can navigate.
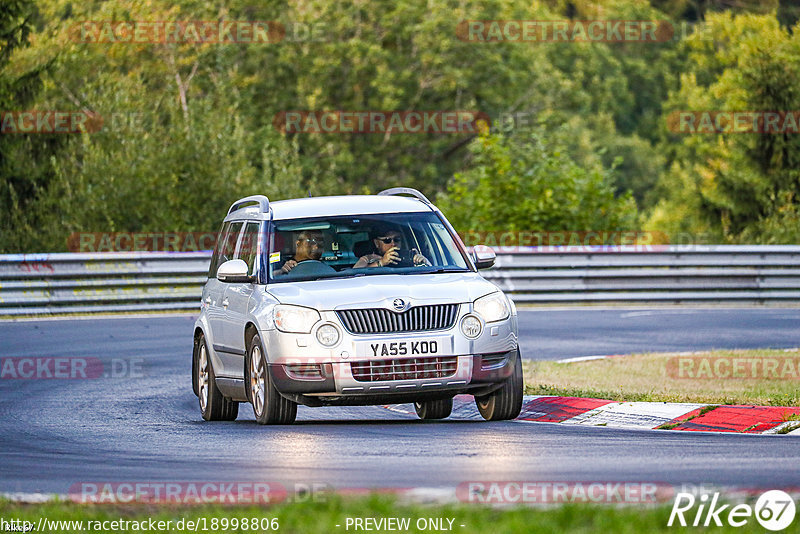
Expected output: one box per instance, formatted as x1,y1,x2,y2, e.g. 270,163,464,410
262,306,518,405
269,350,517,406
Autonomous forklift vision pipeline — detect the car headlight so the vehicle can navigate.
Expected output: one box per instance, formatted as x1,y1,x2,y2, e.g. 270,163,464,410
316,324,340,347
473,292,510,323
460,315,482,339
273,304,321,333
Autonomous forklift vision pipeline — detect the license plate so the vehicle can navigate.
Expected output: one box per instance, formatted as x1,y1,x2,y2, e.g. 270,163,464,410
356,337,451,358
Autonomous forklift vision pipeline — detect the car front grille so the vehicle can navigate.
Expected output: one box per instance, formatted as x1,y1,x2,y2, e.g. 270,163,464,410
336,304,459,334
350,356,458,382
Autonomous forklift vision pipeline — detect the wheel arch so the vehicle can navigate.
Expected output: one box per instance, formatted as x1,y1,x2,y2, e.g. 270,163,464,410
243,322,259,402
244,322,258,350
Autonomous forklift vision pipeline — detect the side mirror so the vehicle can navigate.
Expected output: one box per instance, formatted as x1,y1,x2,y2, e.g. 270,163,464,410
470,244,496,270
217,259,253,283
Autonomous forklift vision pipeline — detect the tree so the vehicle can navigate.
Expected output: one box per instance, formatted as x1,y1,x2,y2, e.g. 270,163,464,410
0,0,59,251
647,12,800,242
436,129,637,234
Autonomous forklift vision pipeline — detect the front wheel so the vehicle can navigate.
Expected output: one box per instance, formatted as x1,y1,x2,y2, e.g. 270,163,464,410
414,398,453,420
475,349,523,421
247,333,297,425
195,333,239,421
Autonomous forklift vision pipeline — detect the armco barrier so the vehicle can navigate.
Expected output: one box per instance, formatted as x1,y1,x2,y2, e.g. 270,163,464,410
0,246,798,315
0,252,211,316
484,245,800,303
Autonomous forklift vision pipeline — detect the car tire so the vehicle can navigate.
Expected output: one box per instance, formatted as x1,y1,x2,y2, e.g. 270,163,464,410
196,333,239,421
475,349,523,421
247,333,297,425
414,398,453,420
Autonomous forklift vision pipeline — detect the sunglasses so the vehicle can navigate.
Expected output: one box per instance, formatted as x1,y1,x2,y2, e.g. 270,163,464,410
377,236,402,244
299,238,325,246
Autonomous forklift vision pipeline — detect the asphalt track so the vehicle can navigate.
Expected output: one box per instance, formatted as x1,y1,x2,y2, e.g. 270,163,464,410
1,308,799,495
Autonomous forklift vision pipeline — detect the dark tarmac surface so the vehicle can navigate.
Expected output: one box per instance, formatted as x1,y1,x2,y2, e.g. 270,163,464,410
1,309,799,494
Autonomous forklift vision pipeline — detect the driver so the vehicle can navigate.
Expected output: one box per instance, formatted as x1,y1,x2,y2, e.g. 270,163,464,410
276,230,324,275
353,226,431,268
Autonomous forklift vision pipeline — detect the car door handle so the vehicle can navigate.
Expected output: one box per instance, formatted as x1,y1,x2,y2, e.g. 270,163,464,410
222,298,229,308
204,296,212,304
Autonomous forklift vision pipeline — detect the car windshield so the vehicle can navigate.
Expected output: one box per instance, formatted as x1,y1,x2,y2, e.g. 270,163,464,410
266,212,470,283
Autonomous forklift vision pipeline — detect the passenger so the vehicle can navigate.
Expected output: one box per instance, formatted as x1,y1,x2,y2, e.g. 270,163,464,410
276,230,325,275
353,227,431,268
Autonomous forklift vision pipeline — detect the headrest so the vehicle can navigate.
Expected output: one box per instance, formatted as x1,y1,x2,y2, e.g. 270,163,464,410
353,240,374,258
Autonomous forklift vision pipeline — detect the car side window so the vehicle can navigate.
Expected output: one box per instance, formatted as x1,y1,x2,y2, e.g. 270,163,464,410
237,222,261,275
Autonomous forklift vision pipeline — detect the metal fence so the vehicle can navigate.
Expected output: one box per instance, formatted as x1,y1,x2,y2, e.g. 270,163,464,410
1,246,799,315
0,252,211,316
484,245,800,304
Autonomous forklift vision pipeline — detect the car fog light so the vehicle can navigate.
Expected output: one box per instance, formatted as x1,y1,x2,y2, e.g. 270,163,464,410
461,315,482,339
316,324,340,346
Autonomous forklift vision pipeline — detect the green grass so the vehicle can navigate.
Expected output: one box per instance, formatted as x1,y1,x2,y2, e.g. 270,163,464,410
0,495,779,533
776,423,800,434
524,348,800,406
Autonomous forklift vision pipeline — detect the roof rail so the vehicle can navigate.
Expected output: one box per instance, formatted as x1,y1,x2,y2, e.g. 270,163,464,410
227,195,270,215
377,187,431,204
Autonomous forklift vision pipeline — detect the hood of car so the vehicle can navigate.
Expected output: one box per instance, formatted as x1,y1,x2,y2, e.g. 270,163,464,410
266,272,499,311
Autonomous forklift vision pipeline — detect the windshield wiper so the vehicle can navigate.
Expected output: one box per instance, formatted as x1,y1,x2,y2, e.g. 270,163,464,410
316,272,368,280
403,267,469,274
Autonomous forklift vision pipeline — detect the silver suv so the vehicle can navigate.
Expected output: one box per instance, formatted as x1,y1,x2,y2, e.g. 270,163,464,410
192,188,522,424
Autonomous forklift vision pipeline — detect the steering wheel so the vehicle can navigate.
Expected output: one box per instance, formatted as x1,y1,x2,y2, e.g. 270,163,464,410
285,259,336,276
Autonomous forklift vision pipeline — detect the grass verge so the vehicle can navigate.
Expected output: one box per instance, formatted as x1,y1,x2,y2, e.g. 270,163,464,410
523,348,800,406
0,495,774,534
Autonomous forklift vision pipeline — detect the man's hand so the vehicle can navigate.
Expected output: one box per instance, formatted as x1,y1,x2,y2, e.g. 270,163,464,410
380,247,401,266
280,259,298,273
412,252,432,266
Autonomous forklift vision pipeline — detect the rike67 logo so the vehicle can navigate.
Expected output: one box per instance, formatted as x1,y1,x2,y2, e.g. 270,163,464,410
668,490,796,531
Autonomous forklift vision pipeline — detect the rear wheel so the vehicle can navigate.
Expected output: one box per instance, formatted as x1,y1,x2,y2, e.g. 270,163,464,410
196,333,239,421
414,398,453,420
247,333,297,425
475,349,523,421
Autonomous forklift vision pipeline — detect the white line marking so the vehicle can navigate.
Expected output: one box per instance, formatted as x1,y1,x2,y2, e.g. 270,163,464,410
555,355,611,363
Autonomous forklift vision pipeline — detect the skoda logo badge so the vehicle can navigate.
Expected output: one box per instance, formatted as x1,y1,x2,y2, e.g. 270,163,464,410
392,298,407,312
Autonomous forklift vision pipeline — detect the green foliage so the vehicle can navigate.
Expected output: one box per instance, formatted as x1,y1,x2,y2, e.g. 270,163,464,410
1,0,798,251
647,11,800,243
0,0,60,252
437,130,637,232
